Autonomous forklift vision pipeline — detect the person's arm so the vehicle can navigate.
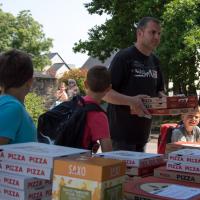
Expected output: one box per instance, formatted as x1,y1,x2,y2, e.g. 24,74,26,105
158,91,167,97
99,138,112,152
103,89,150,116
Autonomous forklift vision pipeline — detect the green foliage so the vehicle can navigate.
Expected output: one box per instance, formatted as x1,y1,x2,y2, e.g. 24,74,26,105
60,69,88,95
74,0,200,95
25,92,46,125
159,0,200,94
0,8,53,71
73,0,169,61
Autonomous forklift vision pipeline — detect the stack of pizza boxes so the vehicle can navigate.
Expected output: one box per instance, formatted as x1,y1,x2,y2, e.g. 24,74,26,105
95,151,165,182
154,148,200,184
166,141,200,154
124,176,200,200
143,148,200,200
0,142,90,200
52,155,126,200
142,95,198,115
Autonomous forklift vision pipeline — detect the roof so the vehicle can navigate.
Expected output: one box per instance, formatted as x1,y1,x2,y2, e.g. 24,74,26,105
47,52,71,70
47,52,57,60
51,63,65,71
81,52,117,70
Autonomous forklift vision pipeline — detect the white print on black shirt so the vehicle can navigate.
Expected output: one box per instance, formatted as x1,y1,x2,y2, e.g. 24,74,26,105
132,68,158,78
131,60,158,79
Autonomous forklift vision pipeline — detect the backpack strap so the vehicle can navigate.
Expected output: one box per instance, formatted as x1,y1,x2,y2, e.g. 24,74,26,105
83,103,106,113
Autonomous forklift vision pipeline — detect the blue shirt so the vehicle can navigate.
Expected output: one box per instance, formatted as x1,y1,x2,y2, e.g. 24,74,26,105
0,95,37,144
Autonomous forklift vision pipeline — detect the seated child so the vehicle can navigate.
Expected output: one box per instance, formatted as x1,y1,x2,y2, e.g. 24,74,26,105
82,65,112,152
171,108,200,143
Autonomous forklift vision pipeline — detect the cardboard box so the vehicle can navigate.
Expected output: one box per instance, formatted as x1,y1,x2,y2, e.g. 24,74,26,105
52,155,126,200
148,107,197,115
96,151,164,168
0,184,52,200
154,166,200,184
166,142,200,154
166,160,200,174
143,96,198,109
0,142,90,168
168,148,200,164
0,195,51,200
0,172,52,190
126,164,163,176
124,176,200,200
131,96,198,116
125,173,153,183
0,160,52,180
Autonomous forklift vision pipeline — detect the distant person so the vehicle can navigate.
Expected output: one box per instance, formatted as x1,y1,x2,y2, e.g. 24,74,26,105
54,82,68,106
82,65,112,152
67,79,80,100
171,109,200,143
104,17,165,152
0,49,37,144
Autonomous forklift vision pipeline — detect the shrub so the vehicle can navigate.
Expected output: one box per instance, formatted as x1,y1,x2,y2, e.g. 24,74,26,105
60,68,87,95
25,92,46,125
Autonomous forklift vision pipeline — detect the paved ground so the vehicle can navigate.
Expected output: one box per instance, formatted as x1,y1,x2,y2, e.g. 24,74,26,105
97,136,159,154
145,138,158,154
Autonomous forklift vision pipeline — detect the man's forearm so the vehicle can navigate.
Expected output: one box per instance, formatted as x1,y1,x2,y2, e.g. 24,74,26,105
103,89,134,106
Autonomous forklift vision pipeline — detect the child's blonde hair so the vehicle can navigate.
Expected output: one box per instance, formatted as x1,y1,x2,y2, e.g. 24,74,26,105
181,106,200,120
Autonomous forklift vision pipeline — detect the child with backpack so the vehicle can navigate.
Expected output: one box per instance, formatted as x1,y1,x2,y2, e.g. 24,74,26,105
171,108,200,143
38,65,112,153
81,65,112,152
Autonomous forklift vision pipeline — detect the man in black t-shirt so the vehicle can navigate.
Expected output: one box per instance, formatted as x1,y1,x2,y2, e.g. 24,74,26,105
104,17,165,152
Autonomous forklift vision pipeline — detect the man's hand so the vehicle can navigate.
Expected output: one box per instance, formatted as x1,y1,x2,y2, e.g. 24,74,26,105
130,95,151,118
158,91,167,97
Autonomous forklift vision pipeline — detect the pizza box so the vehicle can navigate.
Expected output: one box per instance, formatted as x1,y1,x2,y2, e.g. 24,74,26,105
126,164,164,176
0,142,90,168
52,155,126,200
142,96,198,109
147,107,197,116
166,160,200,174
96,150,164,167
168,148,200,164
154,166,200,184
0,184,52,200
166,142,200,154
124,176,200,200
0,160,52,180
0,172,52,190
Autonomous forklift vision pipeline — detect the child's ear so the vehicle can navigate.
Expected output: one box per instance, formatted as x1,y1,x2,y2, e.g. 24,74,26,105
27,77,33,88
84,80,88,89
104,84,112,93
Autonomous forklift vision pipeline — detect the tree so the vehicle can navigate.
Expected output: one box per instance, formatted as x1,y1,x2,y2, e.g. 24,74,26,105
0,8,53,71
159,0,200,94
73,0,169,61
25,92,46,125
74,0,200,95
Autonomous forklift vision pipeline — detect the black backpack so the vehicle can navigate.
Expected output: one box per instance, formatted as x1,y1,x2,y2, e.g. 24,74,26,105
37,95,104,149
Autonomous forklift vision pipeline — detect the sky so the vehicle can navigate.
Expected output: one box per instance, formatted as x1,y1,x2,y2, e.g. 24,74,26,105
0,0,108,68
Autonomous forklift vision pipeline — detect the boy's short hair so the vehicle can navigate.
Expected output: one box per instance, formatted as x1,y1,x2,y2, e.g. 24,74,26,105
86,65,111,92
0,49,33,90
